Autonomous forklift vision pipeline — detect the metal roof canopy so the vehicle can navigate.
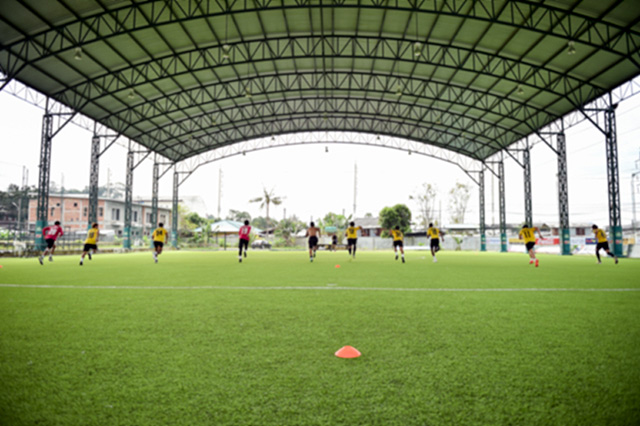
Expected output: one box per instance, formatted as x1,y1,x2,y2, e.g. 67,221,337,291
1,0,639,164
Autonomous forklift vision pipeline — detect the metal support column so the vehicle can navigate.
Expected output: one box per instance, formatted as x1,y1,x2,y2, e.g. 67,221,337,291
88,134,100,228
604,107,623,256
171,169,179,249
123,145,134,250
479,168,486,252
34,110,53,250
151,159,159,247
498,158,507,253
523,143,533,227
557,133,571,255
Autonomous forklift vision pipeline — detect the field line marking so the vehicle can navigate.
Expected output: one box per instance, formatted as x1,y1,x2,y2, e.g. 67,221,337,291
0,284,639,292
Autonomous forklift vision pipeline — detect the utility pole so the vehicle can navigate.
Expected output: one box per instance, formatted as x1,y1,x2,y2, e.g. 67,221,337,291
217,168,223,219
353,163,358,217
60,173,65,223
19,166,28,236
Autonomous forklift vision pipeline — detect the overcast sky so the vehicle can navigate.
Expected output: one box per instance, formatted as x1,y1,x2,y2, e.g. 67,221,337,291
1,83,639,228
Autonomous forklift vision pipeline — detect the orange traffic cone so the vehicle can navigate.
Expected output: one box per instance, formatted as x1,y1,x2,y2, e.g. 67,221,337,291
335,345,361,358
335,264,341,268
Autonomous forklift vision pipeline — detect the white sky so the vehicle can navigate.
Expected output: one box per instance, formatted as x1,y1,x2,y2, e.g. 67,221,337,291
1,85,639,227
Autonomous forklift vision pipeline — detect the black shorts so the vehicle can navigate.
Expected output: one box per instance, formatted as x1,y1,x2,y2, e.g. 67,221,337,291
596,241,609,252
309,236,318,248
430,238,440,249
239,239,249,249
525,242,535,251
83,243,97,252
45,238,56,249
347,238,357,246
154,241,164,249
393,240,403,247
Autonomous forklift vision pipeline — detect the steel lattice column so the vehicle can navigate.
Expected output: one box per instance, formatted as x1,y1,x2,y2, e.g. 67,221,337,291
151,160,159,247
523,146,533,227
88,135,100,228
557,133,571,255
172,169,179,249
605,107,623,256
479,168,486,252
123,147,134,250
34,112,53,250
498,159,507,253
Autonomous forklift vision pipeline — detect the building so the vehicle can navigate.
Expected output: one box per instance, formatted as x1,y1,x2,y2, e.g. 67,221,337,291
28,194,172,241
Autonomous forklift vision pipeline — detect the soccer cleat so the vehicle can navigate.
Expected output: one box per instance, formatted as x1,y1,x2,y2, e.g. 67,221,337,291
155,257,158,264
395,254,398,260
88,252,92,260
615,257,619,265
49,256,53,262
597,260,602,264
433,257,437,263
310,257,313,262
239,257,242,263
535,259,539,267
529,260,534,265
244,251,247,258
402,257,405,263
38,256,43,265
79,261,83,266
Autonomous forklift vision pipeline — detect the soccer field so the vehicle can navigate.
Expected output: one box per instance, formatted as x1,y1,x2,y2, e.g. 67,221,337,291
1,250,639,425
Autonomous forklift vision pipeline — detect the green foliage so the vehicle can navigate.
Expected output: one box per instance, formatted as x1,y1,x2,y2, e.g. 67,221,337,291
449,182,471,224
379,204,412,236
249,187,284,221
0,252,639,425
251,216,276,230
410,183,437,229
275,216,305,246
318,212,351,231
226,209,251,222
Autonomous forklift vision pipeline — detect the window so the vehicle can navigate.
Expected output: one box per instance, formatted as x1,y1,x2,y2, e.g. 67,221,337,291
146,213,152,223
160,214,166,223
112,208,120,221
361,229,370,237
98,207,103,217
133,211,138,223
83,207,88,217
50,207,55,216
73,202,78,207
56,203,60,207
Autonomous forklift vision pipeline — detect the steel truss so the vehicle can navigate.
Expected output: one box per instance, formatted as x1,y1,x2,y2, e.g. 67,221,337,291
34,98,77,249
556,133,571,255
605,107,623,257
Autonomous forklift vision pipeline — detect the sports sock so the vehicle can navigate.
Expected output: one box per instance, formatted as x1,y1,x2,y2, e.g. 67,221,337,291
596,251,601,262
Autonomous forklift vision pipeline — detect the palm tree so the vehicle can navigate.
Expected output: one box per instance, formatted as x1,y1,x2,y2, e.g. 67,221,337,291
249,187,284,225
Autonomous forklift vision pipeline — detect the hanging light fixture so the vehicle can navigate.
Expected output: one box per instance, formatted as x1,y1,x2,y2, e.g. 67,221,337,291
567,40,576,55
517,85,524,96
222,44,231,60
74,47,83,60
395,86,403,97
128,88,135,99
413,42,422,57
325,146,329,153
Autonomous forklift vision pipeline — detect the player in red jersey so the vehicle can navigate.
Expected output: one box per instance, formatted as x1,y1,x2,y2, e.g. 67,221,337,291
39,221,64,265
238,220,251,262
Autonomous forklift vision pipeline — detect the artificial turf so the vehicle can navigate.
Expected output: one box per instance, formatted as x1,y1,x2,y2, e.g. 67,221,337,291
0,250,639,425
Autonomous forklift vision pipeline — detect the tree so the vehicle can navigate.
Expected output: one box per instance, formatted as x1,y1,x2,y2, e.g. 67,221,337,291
410,183,437,229
275,215,306,246
318,212,351,231
226,209,251,222
0,184,36,228
249,187,284,225
448,182,471,224
378,204,412,236
251,216,272,230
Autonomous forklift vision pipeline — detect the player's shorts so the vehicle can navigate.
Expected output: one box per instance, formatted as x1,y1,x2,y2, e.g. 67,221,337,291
596,241,609,252
309,236,318,248
45,238,56,249
393,240,403,247
83,243,97,252
239,239,249,249
153,241,164,249
525,242,535,251
430,238,440,249
347,238,357,246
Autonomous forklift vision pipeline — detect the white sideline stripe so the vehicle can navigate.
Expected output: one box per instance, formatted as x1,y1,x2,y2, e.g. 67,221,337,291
0,284,639,292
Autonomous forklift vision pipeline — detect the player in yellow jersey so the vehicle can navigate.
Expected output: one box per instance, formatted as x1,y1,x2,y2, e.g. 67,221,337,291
518,224,543,267
591,224,618,264
426,223,445,263
152,222,168,263
79,223,99,266
345,221,362,259
390,226,405,263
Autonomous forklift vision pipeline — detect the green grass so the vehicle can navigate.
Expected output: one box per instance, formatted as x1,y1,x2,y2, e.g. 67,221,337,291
1,250,639,425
